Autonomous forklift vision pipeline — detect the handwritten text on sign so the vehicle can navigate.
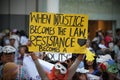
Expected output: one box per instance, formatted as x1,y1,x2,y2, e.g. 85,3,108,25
29,12,88,53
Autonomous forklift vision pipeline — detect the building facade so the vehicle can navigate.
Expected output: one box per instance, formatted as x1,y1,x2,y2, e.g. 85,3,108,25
0,0,120,39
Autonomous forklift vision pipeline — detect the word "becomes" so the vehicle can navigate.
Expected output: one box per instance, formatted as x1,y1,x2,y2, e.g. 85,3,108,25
30,25,55,35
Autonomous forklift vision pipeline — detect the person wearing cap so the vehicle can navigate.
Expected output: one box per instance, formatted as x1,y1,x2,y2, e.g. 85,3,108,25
10,29,20,50
19,30,28,46
9,35,16,47
9,35,20,63
0,45,16,78
1,45,16,64
0,45,29,79
30,53,85,80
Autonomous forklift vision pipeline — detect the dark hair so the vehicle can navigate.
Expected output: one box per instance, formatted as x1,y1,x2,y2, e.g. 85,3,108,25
18,45,28,53
72,72,87,80
19,30,28,37
72,54,79,59
72,72,80,80
116,28,120,33
60,62,68,69
66,57,76,63
84,55,97,71
91,41,101,52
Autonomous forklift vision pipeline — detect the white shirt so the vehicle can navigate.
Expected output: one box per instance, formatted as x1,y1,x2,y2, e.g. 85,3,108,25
20,36,28,45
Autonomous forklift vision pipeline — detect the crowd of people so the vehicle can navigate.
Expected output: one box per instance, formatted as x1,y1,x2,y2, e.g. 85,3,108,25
0,28,120,80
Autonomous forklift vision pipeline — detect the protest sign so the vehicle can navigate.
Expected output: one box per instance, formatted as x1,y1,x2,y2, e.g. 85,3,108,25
29,12,88,53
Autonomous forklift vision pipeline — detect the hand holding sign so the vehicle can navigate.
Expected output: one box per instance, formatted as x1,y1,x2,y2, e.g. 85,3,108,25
30,52,38,61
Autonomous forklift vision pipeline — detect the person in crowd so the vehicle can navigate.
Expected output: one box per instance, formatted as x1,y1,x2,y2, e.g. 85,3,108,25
98,39,114,57
9,35,22,62
30,52,85,80
0,46,3,66
104,30,113,47
98,39,107,50
0,45,16,78
0,45,29,79
1,31,10,46
72,57,89,80
84,56,99,75
10,29,20,50
96,54,119,80
9,35,16,48
65,56,76,68
84,55,102,80
91,41,103,55
113,39,120,58
0,45,16,64
108,41,114,51
113,39,120,78
0,33,4,46
72,68,88,80
42,52,51,62
1,62,18,80
16,45,29,65
19,30,28,46
115,28,120,41
92,29,104,44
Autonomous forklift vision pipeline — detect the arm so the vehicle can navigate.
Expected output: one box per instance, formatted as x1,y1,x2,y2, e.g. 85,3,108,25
67,54,85,80
30,53,49,80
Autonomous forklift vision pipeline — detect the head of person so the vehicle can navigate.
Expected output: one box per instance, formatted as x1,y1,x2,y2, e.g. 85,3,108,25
9,35,16,46
11,28,18,34
100,39,105,44
1,45,16,64
18,45,28,55
84,56,97,70
86,60,94,66
72,68,89,80
54,62,68,76
72,72,87,80
65,57,75,67
2,62,18,80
